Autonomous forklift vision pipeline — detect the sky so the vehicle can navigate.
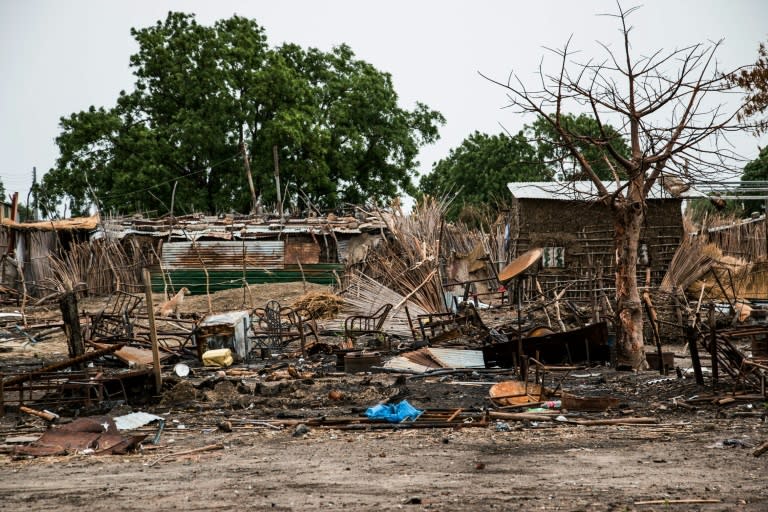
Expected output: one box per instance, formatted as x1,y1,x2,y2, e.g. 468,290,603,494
1,0,767,210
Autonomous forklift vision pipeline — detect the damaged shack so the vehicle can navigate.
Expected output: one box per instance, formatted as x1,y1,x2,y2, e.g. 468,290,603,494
506,181,687,304
0,212,390,301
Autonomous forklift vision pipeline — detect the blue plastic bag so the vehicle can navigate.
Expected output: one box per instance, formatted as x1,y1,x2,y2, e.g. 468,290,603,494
365,400,423,423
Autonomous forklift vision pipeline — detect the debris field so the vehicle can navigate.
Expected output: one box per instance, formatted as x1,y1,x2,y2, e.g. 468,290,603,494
1,281,766,512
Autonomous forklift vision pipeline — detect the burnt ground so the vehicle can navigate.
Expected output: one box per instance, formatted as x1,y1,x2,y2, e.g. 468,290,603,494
0,284,767,511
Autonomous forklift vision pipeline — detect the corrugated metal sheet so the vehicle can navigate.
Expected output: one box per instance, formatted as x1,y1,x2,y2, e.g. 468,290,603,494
383,356,434,373
426,348,486,369
114,412,164,430
507,181,692,201
160,241,284,270
285,240,320,265
336,238,350,262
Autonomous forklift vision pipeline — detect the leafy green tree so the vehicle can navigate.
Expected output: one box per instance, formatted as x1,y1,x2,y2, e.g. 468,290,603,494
527,113,631,181
739,145,768,215
417,114,629,220
741,145,768,181
40,12,443,216
418,131,548,219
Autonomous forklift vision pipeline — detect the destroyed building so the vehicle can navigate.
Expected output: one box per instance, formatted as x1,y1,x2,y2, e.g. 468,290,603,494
0,213,389,299
506,181,689,304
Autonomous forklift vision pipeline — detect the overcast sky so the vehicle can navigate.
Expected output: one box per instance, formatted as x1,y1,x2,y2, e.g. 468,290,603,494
1,0,767,207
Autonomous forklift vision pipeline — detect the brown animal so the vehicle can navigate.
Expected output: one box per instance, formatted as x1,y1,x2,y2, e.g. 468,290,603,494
155,287,191,318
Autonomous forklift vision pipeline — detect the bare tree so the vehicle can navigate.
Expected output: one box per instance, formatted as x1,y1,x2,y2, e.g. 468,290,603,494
483,3,744,368
729,41,768,135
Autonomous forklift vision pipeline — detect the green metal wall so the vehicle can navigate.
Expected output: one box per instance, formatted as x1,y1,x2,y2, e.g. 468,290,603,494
150,264,343,295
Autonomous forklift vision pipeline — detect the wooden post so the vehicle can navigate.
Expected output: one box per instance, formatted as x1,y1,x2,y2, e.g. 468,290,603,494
687,321,704,386
708,304,718,390
143,269,162,394
273,145,283,221
59,291,84,368
241,127,258,214
642,291,665,375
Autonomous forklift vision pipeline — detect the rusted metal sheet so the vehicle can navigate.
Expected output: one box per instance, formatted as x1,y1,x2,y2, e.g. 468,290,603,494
90,342,172,366
336,238,350,262
13,416,147,457
285,239,320,265
160,241,284,270
482,321,611,367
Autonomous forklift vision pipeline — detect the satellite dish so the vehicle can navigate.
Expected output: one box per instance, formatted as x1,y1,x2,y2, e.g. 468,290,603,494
498,248,543,282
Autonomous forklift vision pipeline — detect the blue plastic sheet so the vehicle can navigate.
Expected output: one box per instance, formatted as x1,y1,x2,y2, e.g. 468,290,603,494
365,400,423,423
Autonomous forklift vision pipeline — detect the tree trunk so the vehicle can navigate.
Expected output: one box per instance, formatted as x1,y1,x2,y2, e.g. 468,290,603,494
613,199,646,369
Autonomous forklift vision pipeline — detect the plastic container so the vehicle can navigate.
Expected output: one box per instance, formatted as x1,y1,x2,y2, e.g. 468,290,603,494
202,348,234,367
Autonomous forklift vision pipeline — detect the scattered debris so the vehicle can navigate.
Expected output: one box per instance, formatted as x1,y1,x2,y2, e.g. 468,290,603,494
384,348,485,373
13,416,147,457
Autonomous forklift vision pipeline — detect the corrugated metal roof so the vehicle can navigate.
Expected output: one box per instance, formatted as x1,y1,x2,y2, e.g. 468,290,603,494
507,181,696,201
160,241,284,270
99,213,382,240
102,224,364,241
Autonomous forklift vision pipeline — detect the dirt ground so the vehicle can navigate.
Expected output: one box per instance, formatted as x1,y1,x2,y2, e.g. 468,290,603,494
0,284,767,511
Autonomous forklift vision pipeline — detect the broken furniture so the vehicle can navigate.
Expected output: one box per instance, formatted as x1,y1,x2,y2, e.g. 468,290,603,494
702,325,768,394
89,291,143,341
250,300,318,357
195,310,252,362
344,303,393,349
442,276,507,311
413,305,488,346
0,344,154,414
489,380,545,405
528,356,587,394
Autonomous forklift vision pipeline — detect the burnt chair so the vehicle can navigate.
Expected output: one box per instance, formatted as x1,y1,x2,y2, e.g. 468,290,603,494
251,300,319,357
344,303,393,350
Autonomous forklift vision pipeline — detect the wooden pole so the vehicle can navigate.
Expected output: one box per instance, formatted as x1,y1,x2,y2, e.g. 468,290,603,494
708,304,719,390
273,145,283,221
20,405,58,422
143,269,162,394
59,291,85,368
686,322,704,386
241,127,258,214
753,439,768,458
642,291,665,375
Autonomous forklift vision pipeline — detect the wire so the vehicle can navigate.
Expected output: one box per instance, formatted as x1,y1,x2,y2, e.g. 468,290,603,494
95,152,241,202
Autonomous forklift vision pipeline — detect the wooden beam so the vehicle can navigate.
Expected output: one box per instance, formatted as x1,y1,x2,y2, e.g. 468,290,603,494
143,269,162,394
